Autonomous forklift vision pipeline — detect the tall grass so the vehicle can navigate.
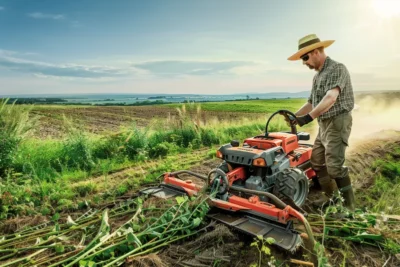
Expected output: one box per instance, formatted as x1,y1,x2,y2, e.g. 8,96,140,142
371,150,400,214
61,116,96,171
11,103,290,179
0,102,291,217
0,99,35,176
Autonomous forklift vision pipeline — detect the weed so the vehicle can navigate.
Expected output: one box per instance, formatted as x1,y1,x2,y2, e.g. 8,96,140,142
370,150,400,214
200,128,220,146
249,235,276,267
117,183,129,196
61,116,96,171
314,242,331,267
122,124,148,160
148,142,171,158
0,99,36,176
74,183,97,197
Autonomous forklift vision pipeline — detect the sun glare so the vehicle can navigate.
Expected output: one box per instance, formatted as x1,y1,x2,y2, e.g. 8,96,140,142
371,0,400,18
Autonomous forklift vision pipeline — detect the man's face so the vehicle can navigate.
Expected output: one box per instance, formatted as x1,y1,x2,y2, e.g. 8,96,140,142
301,50,317,70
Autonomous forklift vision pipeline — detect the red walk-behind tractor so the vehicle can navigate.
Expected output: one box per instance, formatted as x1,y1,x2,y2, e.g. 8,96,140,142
141,110,316,252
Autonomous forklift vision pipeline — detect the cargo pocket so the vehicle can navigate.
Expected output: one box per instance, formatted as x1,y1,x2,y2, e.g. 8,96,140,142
340,114,352,147
333,114,350,147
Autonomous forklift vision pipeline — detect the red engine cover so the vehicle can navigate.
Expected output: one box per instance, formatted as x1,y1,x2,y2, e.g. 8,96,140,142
244,132,298,154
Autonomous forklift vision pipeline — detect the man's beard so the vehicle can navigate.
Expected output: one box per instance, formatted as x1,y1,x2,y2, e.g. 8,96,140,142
306,64,315,70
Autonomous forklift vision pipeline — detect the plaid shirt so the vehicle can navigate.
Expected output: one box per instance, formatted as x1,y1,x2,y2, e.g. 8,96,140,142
308,57,354,120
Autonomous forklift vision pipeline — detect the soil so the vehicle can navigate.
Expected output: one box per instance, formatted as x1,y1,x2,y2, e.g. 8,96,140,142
157,131,400,267
30,106,263,139
1,132,399,267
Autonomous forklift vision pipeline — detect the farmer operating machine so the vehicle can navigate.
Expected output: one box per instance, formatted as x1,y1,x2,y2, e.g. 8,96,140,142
141,110,316,252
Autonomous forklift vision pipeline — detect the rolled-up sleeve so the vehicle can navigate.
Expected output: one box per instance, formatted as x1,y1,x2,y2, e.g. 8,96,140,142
326,64,349,93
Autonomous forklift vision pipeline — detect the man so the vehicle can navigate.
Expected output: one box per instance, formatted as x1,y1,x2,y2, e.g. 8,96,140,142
287,34,355,210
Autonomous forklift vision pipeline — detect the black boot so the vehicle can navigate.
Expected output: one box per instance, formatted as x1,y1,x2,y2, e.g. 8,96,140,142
335,175,355,211
313,171,338,207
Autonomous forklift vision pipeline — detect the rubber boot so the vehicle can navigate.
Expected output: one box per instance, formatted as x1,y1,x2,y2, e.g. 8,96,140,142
335,175,356,211
312,170,338,207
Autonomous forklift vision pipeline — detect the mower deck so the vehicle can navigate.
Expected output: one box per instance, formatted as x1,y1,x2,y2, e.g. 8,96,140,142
208,211,301,252
140,171,312,253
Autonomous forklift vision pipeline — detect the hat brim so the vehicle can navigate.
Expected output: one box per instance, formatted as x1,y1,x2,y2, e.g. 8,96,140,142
287,40,335,61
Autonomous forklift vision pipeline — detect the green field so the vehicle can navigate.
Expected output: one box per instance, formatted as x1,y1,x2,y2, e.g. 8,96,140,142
167,98,307,113
0,97,399,267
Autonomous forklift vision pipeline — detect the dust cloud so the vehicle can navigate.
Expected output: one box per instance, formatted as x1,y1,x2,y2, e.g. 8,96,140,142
304,94,400,149
350,95,400,144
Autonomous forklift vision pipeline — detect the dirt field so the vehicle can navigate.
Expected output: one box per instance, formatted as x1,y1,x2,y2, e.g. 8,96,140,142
30,105,265,139
2,132,399,266
3,92,398,266
29,91,400,139
160,133,400,267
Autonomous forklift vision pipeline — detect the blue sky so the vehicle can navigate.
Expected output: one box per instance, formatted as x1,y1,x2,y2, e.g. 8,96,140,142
0,0,399,95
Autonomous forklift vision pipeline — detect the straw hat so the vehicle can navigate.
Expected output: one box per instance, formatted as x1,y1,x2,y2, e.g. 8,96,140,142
288,34,335,61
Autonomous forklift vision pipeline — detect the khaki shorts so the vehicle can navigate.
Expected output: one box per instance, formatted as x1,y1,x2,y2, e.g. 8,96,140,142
310,112,352,178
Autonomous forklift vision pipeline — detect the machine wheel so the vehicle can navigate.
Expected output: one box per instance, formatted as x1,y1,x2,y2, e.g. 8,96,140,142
273,168,309,207
213,161,230,195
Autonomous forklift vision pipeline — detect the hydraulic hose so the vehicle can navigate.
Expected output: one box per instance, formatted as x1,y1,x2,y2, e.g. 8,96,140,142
207,168,287,209
166,168,315,258
206,168,315,253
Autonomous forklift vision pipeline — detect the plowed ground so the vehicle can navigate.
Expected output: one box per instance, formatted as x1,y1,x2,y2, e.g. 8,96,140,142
2,132,399,266
30,105,261,139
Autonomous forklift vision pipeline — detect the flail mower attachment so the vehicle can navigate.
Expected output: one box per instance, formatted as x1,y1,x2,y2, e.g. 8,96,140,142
140,169,315,253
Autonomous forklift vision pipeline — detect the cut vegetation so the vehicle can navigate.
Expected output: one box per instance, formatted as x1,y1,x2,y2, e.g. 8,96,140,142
0,95,399,266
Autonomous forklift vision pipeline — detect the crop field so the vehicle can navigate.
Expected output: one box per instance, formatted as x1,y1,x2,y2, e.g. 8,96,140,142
0,94,399,266
166,98,307,113
29,99,307,139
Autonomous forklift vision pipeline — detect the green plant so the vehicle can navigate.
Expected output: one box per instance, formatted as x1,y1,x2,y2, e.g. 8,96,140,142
92,134,124,160
314,242,331,267
122,125,148,160
249,235,276,267
148,142,169,158
0,99,36,176
61,116,95,171
200,128,220,147
308,198,400,263
74,183,97,197
0,194,210,266
369,154,400,214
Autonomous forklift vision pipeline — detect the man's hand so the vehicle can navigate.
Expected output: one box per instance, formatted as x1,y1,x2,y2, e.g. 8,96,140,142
283,114,297,127
296,114,314,127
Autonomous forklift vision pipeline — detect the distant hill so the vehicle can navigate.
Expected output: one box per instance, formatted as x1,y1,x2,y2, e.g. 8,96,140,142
2,89,399,100
2,91,310,99
2,90,398,106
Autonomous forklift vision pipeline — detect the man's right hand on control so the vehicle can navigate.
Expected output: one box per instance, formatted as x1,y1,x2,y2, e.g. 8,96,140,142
284,114,297,127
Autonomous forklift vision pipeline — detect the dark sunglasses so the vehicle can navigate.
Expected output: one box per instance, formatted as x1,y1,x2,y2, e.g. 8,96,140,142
301,49,315,61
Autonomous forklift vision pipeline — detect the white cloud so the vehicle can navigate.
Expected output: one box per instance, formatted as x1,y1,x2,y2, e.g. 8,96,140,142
0,6,4,11
0,54,133,79
0,49,16,56
28,12,65,20
0,49,39,57
133,60,258,77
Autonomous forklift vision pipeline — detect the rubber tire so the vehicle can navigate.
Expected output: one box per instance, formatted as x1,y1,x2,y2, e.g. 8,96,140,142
273,168,309,207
